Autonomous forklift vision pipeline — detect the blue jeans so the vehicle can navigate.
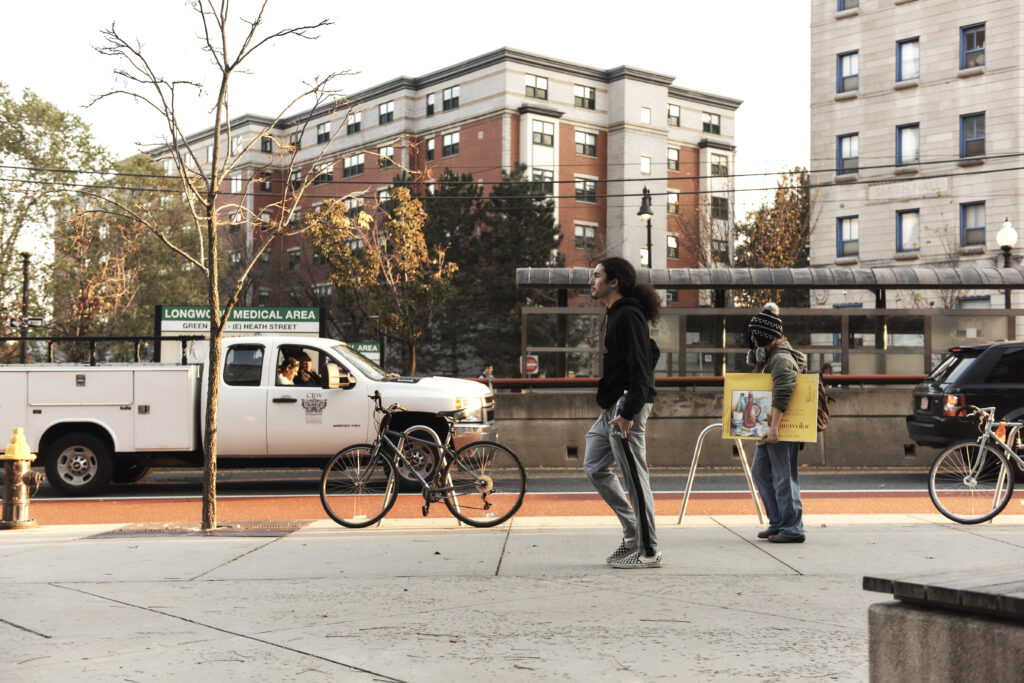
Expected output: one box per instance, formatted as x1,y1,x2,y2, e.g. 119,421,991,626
751,441,804,537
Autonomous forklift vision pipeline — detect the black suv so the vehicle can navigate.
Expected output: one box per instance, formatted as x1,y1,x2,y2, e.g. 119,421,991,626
906,341,1024,448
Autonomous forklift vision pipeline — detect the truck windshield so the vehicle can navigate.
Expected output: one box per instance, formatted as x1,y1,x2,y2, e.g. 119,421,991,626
331,343,385,381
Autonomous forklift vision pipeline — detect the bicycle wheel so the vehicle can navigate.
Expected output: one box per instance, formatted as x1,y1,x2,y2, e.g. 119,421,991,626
929,441,1014,524
442,441,526,527
320,444,398,528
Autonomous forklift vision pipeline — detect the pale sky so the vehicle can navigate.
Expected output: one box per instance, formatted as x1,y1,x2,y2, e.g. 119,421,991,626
3,0,810,216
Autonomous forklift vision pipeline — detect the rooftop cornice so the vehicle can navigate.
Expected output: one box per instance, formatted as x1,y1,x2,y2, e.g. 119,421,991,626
669,86,743,110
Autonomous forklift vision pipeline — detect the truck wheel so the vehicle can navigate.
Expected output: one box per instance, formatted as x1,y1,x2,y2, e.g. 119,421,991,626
44,433,113,497
395,426,443,489
113,458,153,484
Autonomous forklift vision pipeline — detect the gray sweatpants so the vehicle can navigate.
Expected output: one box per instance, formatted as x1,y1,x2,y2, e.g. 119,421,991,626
583,403,657,556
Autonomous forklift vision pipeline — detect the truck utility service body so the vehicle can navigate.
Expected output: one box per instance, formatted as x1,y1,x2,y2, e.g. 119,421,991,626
0,336,495,495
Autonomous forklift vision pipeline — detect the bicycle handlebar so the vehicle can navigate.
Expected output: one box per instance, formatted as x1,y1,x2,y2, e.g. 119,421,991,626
369,390,405,414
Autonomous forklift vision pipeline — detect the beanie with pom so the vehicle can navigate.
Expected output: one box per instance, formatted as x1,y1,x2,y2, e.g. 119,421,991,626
748,302,783,347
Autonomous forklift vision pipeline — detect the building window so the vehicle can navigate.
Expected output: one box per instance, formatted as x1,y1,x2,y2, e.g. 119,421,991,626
442,85,460,111
377,188,391,205
258,291,270,306
532,169,554,195
289,169,301,189
575,130,597,157
575,177,597,203
260,211,271,227
837,216,859,257
667,192,679,215
313,162,332,185
442,131,459,157
711,153,728,176
574,84,595,109
344,197,362,218
207,145,214,163
426,93,435,116
640,156,651,175
346,238,364,256
896,38,920,81
667,234,678,259
702,112,721,134
317,122,330,144
961,112,985,157
289,208,301,226
231,135,244,155
896,124,920,165
525,74,548,100
711,196,729,221
260,137,273,153
575,223,596,250
837,133,859,174
346,112,361,134
961,202,986,247
665,289,678,303
289,132,302,150
230,174,242,194
532,120,554,147
378,145,394,168
313,249,328,267
259,171,272,192
837,51,859,93
288,248,301,271
342,153,364,178
313,283,332,305
640,107,651,124
838,0,858,9
667,148,679,172
961,23,985,69
897,209,920,252
379,101,394,125
957,296,991,309
426,137,435,161
667,104,680,127
229,249,241,264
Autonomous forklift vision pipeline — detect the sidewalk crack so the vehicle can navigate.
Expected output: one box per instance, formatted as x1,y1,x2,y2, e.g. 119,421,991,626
711,517,804,575
51,584,406,682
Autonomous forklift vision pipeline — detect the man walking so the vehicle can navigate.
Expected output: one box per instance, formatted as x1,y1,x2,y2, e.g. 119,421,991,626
747,303,808,543
584,257,662,568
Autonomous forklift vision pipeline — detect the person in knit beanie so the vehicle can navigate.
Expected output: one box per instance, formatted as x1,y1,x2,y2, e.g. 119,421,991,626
747,302,809,544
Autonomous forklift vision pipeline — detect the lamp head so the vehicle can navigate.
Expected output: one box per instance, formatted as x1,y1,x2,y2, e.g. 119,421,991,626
997,218,1018,250
637,186,653,222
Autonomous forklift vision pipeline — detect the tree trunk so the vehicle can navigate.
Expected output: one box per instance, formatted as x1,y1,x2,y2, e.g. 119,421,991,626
202,333,220,530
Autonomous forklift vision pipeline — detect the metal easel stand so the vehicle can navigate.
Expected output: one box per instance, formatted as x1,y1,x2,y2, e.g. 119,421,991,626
677,422,764,525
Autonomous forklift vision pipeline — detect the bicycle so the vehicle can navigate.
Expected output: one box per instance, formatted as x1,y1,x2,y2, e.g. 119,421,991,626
928,405,1024,524
319,391,527,528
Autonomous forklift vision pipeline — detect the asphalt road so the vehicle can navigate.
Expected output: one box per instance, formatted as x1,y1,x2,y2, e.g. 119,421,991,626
31,466,933,501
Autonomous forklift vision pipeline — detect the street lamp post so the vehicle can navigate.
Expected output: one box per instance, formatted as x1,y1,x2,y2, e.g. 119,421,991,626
19,250,31,364
996,217,1018,311
637,186,653,269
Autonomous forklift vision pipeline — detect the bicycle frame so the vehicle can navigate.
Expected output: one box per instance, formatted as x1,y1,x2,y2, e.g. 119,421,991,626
966,407,1023,510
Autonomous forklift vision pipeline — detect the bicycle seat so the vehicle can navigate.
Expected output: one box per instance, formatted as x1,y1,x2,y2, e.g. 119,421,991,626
436,409,466,421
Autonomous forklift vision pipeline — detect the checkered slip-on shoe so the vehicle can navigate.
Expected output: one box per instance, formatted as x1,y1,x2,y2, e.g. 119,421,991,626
605,539,638,565
610,550,663,569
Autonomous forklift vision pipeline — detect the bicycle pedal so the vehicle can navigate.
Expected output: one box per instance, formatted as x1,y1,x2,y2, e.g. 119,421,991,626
421,505,429,516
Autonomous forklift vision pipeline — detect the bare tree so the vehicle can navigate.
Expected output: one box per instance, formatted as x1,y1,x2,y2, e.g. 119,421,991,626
80,1,354,529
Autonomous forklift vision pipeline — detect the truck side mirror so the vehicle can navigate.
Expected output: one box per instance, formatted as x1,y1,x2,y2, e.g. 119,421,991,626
323,363,356,389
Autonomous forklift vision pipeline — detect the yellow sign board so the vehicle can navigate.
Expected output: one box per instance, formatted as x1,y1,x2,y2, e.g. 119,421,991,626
722,373,819,442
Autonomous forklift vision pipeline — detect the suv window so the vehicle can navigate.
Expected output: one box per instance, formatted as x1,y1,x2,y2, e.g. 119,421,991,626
985,348,1024,384
224,345,265,386
928,352,978,385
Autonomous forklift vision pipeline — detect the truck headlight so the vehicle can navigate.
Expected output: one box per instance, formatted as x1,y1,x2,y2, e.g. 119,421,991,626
454,397,484,422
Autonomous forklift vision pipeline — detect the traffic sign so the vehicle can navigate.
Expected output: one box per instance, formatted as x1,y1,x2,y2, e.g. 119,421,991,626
525,355,539,374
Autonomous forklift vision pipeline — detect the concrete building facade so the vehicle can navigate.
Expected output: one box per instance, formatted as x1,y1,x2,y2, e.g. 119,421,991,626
169,48,741,309
809,0,1023,314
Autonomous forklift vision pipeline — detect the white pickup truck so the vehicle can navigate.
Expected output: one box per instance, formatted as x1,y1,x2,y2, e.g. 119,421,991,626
0,335,495,496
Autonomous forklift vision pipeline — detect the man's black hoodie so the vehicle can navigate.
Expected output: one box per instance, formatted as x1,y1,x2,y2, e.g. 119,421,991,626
597,296,656,419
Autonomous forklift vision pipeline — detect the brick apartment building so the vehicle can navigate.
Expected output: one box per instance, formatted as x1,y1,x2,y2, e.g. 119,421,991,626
169,47,741,310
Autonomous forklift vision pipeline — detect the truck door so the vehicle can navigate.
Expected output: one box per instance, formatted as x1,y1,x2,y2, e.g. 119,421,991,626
266,345,368,457
217,343,269,456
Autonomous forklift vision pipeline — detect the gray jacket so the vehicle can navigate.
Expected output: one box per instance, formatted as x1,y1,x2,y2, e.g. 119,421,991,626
763,341,807,413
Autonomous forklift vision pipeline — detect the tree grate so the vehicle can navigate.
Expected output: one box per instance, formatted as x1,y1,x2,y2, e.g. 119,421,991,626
87,520,312,539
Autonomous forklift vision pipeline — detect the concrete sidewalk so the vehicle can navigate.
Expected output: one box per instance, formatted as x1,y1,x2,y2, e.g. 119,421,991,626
2,514,1023,682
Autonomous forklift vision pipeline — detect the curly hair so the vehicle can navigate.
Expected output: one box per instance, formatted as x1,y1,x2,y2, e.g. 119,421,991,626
599,257,661,324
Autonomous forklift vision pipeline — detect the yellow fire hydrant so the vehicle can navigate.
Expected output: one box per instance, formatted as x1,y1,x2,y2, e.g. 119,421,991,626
1,428,44,529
